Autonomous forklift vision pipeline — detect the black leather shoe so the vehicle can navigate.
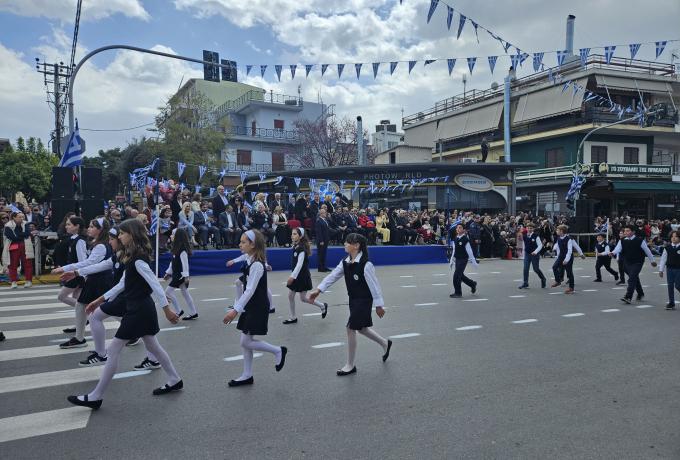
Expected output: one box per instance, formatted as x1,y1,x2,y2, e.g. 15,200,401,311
322,302,328,319
449,293,462,298
471,282,477,294
666,303,676,310
276,346,288,372
269,308,276,314
152,380,183,395
182,314,199,320
518,284,529,289
176,310,184,318
593,279,602,282
62,327,76,334
382,340,392,362
282,318,298,324
228,376,254,387
0,331,5,342
67,394,102,410
620,297,632,304
336,366,357,376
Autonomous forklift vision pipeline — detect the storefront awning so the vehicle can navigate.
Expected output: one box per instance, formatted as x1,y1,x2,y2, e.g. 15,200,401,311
595,75,673,94
612,181,680,192
512,78,588,125
436,101,504,138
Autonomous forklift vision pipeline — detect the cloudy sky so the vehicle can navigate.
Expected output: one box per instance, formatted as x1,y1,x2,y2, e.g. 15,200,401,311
1,0,678,155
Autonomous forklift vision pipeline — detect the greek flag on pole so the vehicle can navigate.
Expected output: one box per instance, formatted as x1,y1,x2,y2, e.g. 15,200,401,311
149,212,158,236
629,43,641,59
655,41,667,59
510,53,521,70
565,173,586,201
597,219,609,234
58,120,83,167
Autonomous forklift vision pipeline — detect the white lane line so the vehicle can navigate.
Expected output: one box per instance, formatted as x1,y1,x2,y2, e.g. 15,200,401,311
489,271,501,274
389,332,421,339
0,284,58,291
431,283,447,286
414,302,438,307
642,285,649,288
0,287,61,296
513,279,524,282
4,321,121,340
0,312,73,325
583,289,598,292
272,294,281,297
0,302,66,313
399,275,414,278
455,325,483,331
549,292,563,295
612,287,625,290
467,273,478,275
562,313,585,317
0,341,114,362
0,407,92,443
0,368,150,394
636,304,655,309
512,319,537,324
509,295,526,298
201,297,230,302
0,295,56,303
602,309,620,313
432,273,447,276
400,285,417,288
303,312,322,316
579,275,591,278
660,283,668,286
312,342,344,349
463,298,488,302
223,353,263,362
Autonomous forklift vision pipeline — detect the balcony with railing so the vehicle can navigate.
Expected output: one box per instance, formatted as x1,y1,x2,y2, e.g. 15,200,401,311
214,90,304,119
221,162,273,175
228,125,299,143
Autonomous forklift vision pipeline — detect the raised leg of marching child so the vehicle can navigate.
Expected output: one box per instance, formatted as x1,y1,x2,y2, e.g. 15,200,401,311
163,228,198,320
284,228,328,324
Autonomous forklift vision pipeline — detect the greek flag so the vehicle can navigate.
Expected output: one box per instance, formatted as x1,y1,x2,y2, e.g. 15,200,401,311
466,57,476,74
274,65,282,81
629,43,641,59
488,56,498,74
447,58,456,75
565,173,586,201
355,63,362,79
149,213,158,236
533,52,544,72
198,165,207,181
604,45,616,64
58,120,83,167
655,41,667,59
426,0,439,23
579,48,590,67
556,50,568,67
305,64,313,77
372,62,380,78
597,219,609,234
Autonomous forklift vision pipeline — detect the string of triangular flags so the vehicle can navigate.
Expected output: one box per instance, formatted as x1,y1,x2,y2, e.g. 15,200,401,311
284,176,451,195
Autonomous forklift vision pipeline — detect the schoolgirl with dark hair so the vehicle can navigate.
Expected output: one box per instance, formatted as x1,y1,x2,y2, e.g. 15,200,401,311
53,216,87,331
54,216,113,349
223,230,287,387
163,228,198,320
283,227,328,324
310,233,392,376
67,218,183,409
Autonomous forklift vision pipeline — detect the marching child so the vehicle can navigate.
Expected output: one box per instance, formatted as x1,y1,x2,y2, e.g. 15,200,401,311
310,233,392,376
283,228,328,324
67,218,183,410
227,254,277,313
594,233,619,282
54,216,87,334
164,228,198,320
659,231,680,310
223,230,287,387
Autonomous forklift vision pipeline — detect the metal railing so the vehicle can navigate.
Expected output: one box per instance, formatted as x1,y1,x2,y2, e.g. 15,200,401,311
222,162,273,174
515,163,674,183
229,125,299,141
214,90,303,119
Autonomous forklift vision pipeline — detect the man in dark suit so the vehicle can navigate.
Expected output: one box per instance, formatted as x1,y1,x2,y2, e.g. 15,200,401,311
315,208,331,272
308,194,321,221
294,194,307,221
237,205,252,233
212,185,229,217
194,201,221,249
218,204,241,247
25,206,45,230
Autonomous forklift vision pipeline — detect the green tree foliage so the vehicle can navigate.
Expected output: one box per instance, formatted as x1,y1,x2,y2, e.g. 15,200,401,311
0,137,58,201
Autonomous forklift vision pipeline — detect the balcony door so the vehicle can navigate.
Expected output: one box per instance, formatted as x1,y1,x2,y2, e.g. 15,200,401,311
271,151,285,171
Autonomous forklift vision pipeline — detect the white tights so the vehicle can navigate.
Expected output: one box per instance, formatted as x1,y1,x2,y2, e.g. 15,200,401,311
57,286,80,308
86,335,180,401
236,333,282,381
234,279,275,310
74,302,87,341
287,290,325,319
342,327,388,372
88,307,157,362
165,285,197,316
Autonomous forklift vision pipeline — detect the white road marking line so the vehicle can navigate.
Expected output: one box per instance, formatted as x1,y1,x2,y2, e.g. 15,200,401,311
201,297,230,302
463,298,488,302
0,302,66,313
57,309,73,313
549,292,562,295
400,285,417,288
432,273,447,276
455,325,483,331
580,275,591,278
431,283,447,286
0,295,56,303
4,321,121,340
642,285,649,288
562,313,585,317
399,275,414,278
0,287,61,297
0,407,92,443
489,271,501,274
509,295,526,298
513,279,523,282
583,289,598,292
0,312,73,325
312,342,344,349
612,287,625,290
512,319,537,324
303,312,322,316
388,332,421,339
272,294,281,297
467,273,478,275
414,302,438,306
47,325,186,343
0,340,114,362
660,283,668,286
602,309,620,313
636,305,655,309
0,368,150,395
223,353,263,362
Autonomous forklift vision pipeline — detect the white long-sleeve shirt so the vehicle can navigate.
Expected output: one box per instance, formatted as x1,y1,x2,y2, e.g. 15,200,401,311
317,252,385,308
77,258,113,277
449,238,478,266
595,243,610,257
290,251,305,279
526,232,543,255
611,237,655,264
61,243,108,273
658,244,680,272
554,236,580,263
164,251,190,278
71,235,88,265
233,255,263,313
103,259,167,308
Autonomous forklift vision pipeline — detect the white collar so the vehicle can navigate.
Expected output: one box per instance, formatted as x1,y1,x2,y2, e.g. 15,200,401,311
344,251,363,264
70,234,79,239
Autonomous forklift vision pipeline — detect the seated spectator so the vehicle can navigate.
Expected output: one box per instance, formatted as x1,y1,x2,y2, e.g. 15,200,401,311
375,209,391,244
272,206,291,247
358,209,377,244
219,204,241,248
417,217,435,244
194,201,221,249
251,203,274,245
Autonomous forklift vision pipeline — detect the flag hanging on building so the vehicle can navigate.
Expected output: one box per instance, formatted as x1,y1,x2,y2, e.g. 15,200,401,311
533,52,544,72
655,41,667,58
58,120,83,168
556,50,568,66
604,45,616,64
629,43,641,59
579,48,590,67
488,56,498,74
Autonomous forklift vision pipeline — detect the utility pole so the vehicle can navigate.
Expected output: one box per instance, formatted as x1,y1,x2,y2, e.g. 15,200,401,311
36,59,71,157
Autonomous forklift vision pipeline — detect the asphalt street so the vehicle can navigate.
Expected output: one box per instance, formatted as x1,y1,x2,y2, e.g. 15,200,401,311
1,257,680,459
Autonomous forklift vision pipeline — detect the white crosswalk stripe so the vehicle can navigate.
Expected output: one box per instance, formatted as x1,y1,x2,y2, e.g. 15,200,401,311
0,312,73,324
0,287,62,297
3,322,120,340
0,407,92,443
0,302,66,313
0,295,57,303
0,367,151,395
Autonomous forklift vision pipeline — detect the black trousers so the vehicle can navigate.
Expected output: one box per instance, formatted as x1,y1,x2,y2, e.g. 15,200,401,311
552,258,574,288
617,257,626,282
595,256,618,280
523,254,546,285
452,258,475,295
624,261,644,299
317,242,328,270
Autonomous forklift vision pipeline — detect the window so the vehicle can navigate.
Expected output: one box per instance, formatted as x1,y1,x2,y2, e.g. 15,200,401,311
274,119,284,130
590,145,608,164
389,151,396,164
624,147,639,164
251,121,256,136
236,150,252,166
271,151,285,171
545,148,565,168
388,141,398,149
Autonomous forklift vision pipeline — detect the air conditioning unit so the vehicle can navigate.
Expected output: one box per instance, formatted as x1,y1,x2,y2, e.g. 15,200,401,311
461,158,478,163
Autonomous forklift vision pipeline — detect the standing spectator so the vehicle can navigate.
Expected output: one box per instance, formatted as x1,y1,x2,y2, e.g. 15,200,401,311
480,137,489,163
212,185,229,217
2,211,36,288
315,208,331,272
294,194,307,222
308,194,321,222
272,206,290,247
25,206,44,230
468,217,482,257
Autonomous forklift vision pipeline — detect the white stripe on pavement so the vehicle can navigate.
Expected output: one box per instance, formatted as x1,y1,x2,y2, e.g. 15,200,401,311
456,325,483,331
512,319,537,324
312,342,344,349
201,298,230,302
223,353,263,362
0,368,150,395
0,287,61,296
463,298,488,302
431,283,447,286
0,341,114,362
582,290,598,292
3,321,120,340
400,285,417,288
509,295,526,298
414,302,438,306
47,325,186,343
303,312,322,316
602,309,620,313
399,275,414,278
0,407,92,443
636,305,655,309
388,332,421,339
432,273,447,276
0,302,66,313
0,312,73,324
562,313,585,317
0,295,56,303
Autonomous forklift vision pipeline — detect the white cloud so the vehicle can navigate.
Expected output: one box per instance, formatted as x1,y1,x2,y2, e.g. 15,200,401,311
0,0,150,22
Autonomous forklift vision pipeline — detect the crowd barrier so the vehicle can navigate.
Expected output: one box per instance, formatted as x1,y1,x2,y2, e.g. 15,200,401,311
158,245,450,276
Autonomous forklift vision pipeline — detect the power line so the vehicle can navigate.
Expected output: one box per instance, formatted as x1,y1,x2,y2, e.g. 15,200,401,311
79,122,155,132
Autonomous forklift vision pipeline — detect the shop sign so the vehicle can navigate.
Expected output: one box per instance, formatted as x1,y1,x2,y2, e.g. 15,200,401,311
603,164,671,176
454,173,494,192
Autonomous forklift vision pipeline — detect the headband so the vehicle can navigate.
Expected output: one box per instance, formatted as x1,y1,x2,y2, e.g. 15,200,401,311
245,230,255,242
298,228,304,237
96,217,104,227
109,227,118,237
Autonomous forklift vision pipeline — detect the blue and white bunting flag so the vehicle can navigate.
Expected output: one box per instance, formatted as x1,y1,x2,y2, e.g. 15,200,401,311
488,56,497,74
294,177,302,188
246,65,253,76
447,58,456,75
456,14,466,39
305,64,313,77
179,182,185,192
321,64,329,76
129,173,136,187
258,173,267,181
369,180,376,193
275,176,284,185
177,162,186,177
579,48,590,67
562,82,571,93
556,50,568,66
426,0,439,23
519,53,529,66
629,43,641,59
275,65,282,81
353,180,360,192
503,41,512,53
382,180,389,191
409,179,417,190
219,168,226,180
209,187,215,196
58,119,83,167
533,52,544,72
239,171,248,183
510,53,521,69
250,192,257,201
470,20,479,43
149,213,158,236
655,41,667,59
466,57,476,74
372,62,380,78
198,165,207,181
446,6,454,30
309,178,316,191
584,91,599,102
355,63,362,79
337,64,345,78
424,59,436,66
604,45,616,64
390,61,398,75
408,60,417,74
260,65,267,77
290,64,297,79
195,184,201,194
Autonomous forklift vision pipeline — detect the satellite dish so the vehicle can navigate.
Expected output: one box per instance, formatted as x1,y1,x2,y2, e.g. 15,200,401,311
491,82,499,90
